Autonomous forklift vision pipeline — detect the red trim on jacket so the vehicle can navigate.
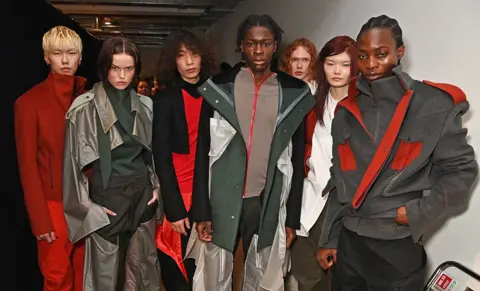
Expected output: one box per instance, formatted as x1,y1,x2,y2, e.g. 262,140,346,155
423,80,467,104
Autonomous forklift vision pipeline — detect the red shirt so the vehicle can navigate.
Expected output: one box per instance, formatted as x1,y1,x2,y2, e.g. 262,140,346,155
172,89,203,195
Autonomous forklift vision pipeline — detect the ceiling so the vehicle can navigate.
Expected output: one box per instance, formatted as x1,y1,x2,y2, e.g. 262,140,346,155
48,0,243,47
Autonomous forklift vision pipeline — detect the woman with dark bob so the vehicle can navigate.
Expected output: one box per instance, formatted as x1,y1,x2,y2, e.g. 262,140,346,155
152,28,218,291
63,36,161,291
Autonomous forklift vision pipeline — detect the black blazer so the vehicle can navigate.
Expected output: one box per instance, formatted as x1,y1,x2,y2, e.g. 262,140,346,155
152,82,202,222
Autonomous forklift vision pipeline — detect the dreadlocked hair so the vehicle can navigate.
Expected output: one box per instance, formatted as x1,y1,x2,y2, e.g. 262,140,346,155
236,14,284,52
357,15,404,48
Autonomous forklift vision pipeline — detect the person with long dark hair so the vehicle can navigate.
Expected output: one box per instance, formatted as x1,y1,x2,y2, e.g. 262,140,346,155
152,28,218,291
63,36,161,291
289,36,357,291
317,15,477,290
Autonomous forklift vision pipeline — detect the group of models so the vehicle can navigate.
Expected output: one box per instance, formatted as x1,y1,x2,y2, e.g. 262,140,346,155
15,13,477,291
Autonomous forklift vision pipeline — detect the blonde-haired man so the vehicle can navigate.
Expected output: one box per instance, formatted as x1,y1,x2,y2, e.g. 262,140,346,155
15,25,86,291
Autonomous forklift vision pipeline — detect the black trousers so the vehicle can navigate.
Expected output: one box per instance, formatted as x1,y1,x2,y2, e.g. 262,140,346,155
332,227,426,291
158,228,196,291
235,196,262,261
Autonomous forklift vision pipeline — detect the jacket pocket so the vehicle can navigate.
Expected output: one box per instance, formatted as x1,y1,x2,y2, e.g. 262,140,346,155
391,137,423,170
48,157,54,189
338,138,357,171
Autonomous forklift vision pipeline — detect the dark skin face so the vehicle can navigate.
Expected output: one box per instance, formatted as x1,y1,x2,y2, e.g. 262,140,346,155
357,28,405,83
240,26,277,83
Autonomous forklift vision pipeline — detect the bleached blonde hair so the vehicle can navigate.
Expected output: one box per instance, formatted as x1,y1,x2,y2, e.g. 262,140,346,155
42,26,82,54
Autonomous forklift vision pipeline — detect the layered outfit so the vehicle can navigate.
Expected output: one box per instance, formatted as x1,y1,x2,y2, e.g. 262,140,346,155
15,72,86,291
187,66,315,291
152,80,204,290
290,81,335,291
320,65,478,290
63,82,162,291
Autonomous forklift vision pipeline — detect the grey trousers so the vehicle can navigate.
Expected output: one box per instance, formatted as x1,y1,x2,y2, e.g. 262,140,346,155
290,211,330,291
83,217,161,291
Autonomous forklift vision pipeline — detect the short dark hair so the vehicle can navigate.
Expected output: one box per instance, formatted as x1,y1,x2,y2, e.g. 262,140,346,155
236,14,284,52
97,37,141,84
156,28,219,87
357,15,404,48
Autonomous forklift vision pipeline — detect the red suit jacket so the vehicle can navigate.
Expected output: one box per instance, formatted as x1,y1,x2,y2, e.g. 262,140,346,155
15,73,86,236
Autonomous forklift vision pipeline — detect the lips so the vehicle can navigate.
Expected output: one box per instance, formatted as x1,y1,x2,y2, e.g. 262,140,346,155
294,71,303,76
253,60,266,65
365,73,382,80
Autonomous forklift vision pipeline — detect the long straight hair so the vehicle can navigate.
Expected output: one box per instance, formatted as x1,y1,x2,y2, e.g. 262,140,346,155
315,36,358,125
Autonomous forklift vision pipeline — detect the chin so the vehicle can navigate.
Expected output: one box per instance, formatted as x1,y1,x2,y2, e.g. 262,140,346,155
114,84,129,90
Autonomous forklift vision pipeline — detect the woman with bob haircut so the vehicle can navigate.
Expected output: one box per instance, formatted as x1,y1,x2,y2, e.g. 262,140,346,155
63,36,161,291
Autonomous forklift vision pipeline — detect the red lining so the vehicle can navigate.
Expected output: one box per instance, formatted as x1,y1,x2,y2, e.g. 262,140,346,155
243,69,275,197
391,140,423,170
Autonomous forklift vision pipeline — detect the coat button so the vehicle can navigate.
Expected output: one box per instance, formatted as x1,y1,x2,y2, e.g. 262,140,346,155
203,87,207,91
231,216,235,219
215,100,219,103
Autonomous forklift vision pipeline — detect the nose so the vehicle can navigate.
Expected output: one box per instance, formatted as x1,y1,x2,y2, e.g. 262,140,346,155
186,53,194,65
119,69,125,79
296,62,302,69
253,44,263,56
61,53,68,64
366,57,378,70
334,64,341,74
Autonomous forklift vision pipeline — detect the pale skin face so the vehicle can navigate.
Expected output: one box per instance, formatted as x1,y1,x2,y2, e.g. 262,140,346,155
323,52,352,88
108,53,135,90
44,46,81,76
289,46,312,81
176,44,202,84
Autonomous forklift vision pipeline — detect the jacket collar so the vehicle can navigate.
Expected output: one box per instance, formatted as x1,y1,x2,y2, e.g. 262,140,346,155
92,82,143,133
47,72,86,111
350,64,415,100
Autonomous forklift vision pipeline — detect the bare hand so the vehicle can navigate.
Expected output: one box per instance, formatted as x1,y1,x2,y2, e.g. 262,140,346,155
285,227,296,248
148,188,159,206
395,206,409,225
36,232,57,243
171,217,190,236
317,248,337,270
103,207,117,216
196,221,213,242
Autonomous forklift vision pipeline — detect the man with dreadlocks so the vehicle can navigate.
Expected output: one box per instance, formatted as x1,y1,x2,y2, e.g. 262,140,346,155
186,14,315,291
317,15,477,290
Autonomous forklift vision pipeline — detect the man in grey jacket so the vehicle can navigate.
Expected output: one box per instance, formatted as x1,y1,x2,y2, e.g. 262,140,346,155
317,15,478,290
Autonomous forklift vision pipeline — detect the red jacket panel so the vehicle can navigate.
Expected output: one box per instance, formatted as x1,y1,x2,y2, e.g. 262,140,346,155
15,73,86,236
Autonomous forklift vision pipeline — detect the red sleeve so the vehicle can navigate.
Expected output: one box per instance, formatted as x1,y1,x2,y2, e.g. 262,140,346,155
14,96,53,236
304,109,317,176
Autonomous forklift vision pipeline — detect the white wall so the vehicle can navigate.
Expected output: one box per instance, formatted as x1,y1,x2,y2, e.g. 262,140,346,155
210,0,480,281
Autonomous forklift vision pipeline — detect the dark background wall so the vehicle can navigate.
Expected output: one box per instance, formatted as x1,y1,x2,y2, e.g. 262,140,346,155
8,0,102,289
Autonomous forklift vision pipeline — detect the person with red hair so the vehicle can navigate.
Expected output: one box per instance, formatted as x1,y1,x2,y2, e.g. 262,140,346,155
292,35,358,291
279,38,318,92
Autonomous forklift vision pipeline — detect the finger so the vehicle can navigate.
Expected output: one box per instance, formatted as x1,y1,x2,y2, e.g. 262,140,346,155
46,234,53,243
36,236,42,240
332,252,337,264
179,224,187,236
147,195,157,206
185,218,190,230
50,232,57,240
104,208,117,216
